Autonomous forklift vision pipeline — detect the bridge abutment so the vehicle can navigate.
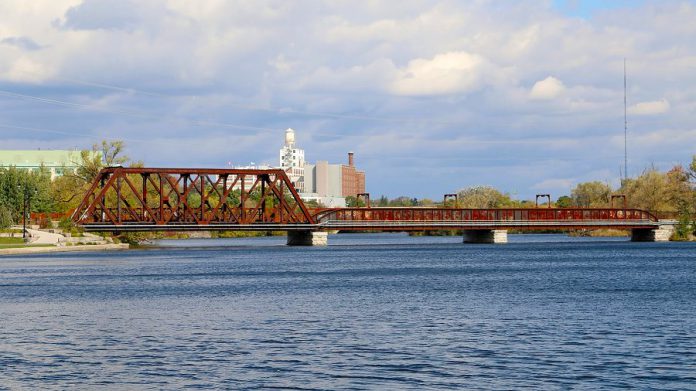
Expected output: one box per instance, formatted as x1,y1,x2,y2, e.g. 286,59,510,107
631,223,674,242
463,230,508,244
287,231,328,246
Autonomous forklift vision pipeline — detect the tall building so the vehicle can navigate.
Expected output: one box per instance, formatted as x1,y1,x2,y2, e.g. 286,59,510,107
302,152,366,207
279,128,305,192
341,152,366,198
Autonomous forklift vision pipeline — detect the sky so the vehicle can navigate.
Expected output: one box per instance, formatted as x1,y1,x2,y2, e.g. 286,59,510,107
1,0,695,200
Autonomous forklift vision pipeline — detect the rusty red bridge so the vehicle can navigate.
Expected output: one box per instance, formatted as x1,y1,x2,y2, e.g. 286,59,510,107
71,167,670,245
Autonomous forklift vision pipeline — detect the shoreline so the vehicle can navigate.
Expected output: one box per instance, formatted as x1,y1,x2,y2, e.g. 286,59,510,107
0,243,130,256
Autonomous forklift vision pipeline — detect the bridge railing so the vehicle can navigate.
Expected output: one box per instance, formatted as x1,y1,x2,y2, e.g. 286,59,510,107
313,207,659,224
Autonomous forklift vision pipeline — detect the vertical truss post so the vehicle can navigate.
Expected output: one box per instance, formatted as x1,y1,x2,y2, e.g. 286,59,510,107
141,173,148,221
182,174,188,222
159,174,164,224
116,173,122,223
279,179,284,223
200,175,205,222
260,175,266,222
100,174,107,221
221,174,228,219
240,174,246,223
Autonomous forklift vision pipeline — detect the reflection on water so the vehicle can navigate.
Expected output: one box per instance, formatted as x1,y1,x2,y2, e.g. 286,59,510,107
1,234,695,389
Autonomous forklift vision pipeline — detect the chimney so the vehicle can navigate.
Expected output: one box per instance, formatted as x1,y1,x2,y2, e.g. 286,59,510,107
348,152,354,167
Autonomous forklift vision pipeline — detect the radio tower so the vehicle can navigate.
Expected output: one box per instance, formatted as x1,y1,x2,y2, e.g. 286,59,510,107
623,58,628,181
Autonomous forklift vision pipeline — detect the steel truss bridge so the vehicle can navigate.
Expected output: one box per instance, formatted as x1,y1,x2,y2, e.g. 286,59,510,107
71,167,660,232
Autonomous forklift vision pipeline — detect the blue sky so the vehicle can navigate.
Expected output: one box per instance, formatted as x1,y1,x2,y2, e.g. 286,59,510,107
553,0,647,18
1,0,695,200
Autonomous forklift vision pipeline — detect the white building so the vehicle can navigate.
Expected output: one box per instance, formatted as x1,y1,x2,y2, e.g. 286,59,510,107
279,128,305,192
225,163,275,191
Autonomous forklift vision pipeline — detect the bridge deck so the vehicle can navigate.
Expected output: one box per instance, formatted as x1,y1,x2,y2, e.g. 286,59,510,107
79,219,658,232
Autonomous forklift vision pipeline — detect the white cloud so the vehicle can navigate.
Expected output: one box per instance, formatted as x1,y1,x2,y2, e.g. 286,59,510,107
390,51,488,96
529,76,565,100
628,99,670,115
531,178,574,191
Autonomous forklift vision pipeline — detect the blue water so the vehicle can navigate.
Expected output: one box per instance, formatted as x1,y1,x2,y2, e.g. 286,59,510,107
1,233,695,390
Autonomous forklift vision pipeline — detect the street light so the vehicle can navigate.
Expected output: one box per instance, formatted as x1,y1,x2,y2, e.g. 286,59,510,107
16,185,26,240
16,185,37,241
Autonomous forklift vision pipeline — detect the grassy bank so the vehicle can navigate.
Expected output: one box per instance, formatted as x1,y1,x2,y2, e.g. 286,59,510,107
0,237,24,247
568,229,630,237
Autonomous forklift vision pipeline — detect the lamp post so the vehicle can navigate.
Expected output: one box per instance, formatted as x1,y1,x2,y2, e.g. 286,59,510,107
16,185,26,239
27,189,35,233
17,185,36,241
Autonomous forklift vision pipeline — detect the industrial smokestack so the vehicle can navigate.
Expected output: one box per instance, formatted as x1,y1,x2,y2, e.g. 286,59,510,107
348,152,354,167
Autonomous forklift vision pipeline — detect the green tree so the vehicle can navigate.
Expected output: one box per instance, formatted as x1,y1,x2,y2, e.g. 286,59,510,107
0,204,13,229
418,198,435,206
571,181,612,207
620,169,670,213
556,195,572,208
345,196,365,207
73,140,130,183
0,166,54,222
51,139,135,214
456,186,512,208
388,196,418,206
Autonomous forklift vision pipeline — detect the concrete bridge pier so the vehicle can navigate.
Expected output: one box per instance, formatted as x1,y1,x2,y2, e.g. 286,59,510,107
631,223,674,242
287,231,328,246
463,229,508,244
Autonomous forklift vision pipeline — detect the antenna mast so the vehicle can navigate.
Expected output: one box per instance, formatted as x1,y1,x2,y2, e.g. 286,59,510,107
623,58,628,181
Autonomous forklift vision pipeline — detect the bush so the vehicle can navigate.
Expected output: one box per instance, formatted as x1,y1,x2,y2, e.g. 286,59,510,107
118,232,151,245
58,217,75,231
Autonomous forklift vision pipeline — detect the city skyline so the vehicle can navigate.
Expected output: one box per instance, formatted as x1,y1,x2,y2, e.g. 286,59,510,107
1,1,695,199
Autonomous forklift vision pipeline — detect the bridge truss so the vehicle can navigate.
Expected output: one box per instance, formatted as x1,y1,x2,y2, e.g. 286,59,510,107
71,167,315,231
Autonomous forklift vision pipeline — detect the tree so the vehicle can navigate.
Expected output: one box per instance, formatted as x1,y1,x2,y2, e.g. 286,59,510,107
571,181,612,207
689,155,696,182
0,166,54,222
418,198,435,206
620,169,669,213
0,204,12,229
388,196,417,206
73,140,130,183
556,195,572,208
456,186,512,208
345,196,365,207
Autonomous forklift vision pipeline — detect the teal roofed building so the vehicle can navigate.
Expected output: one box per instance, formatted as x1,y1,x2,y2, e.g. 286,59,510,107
0,150,97,180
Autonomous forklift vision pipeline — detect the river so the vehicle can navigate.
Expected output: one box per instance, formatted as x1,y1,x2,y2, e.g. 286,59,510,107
1,233,695,389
